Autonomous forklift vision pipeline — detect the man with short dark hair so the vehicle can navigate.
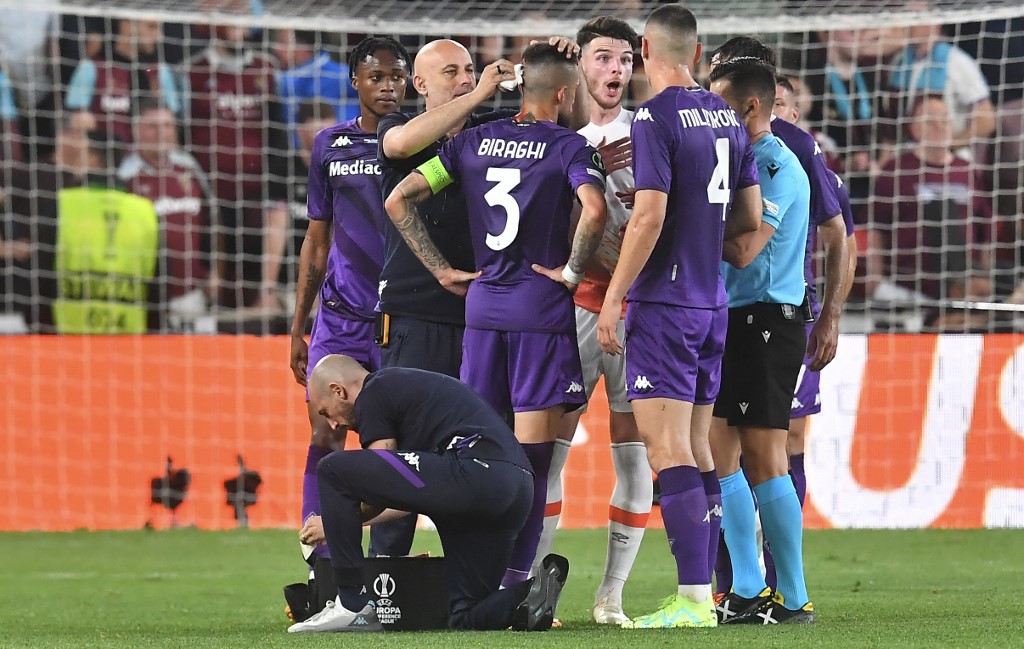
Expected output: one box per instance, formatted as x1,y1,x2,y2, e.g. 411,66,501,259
707,46,850,607
285,38,411,616
710,57,814,625
596,5,762,628
287,354,568,633
532,15,649,625
119,98,213,331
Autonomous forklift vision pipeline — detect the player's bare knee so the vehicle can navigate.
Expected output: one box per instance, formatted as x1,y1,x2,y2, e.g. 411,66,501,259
644,443,694,474
737,426,789,484
608,411,641,444
787,416,807,455
557,410,582,442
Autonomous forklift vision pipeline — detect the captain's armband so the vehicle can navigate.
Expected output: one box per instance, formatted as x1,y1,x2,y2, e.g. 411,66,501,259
417,156,454,194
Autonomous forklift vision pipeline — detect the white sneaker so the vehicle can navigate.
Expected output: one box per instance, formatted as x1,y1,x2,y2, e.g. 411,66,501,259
287,597,382,633
593,596,630,624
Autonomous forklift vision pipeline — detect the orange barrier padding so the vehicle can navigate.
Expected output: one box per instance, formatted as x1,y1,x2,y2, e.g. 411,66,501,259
2,336,309,531
2,334,1022,531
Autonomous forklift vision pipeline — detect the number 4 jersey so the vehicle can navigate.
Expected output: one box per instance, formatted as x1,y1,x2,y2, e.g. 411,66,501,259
629,86,759,309
421,118,605,333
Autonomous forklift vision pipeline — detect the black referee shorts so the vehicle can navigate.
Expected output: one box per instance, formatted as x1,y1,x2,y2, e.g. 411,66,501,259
713,302,807,430
379,315,464,378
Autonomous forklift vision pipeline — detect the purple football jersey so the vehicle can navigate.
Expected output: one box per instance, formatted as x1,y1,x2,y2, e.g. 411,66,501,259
629,86,759,308
435,118,605,333
307,118,385,321
804,169,856,312
770,117,842,228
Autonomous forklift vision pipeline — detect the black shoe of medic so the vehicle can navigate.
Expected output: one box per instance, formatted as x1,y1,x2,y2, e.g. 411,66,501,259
716,587,773,624
742,592,815,625
512,554,570,632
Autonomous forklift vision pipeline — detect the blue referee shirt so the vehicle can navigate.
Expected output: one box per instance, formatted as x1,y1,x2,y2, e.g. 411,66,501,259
722,133,810,308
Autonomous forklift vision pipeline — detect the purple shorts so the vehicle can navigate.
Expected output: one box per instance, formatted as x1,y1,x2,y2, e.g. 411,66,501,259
791,323,822,418
461,327,587,414
306,307,379,399
624,302,727,404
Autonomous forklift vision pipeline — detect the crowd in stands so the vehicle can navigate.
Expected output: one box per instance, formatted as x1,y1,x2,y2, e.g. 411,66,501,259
0,5,1022,334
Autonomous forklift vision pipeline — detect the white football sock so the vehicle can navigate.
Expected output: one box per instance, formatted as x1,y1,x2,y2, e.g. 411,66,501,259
597,442,652,603
678,583,712,604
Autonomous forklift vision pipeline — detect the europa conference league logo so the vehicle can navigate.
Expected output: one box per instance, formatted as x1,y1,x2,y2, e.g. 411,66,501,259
373,573,402,624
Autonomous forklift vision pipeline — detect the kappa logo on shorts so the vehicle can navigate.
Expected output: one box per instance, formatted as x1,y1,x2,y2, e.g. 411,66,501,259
633,375,655,390
565,381,583,394
397,452,421,472
792,396,804,410
738,402,750,414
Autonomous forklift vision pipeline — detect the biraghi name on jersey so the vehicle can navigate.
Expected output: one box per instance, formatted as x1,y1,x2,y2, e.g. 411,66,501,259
477,138,548,160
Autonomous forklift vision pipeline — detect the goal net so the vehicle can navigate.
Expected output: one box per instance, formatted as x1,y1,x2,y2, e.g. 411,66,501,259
1,0,1022,532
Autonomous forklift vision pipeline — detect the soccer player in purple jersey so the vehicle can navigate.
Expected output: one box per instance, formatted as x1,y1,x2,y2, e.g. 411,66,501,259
596,5,762,628
385,42,608,589
284,36,410,622
773,75,857,495
709,58,813,625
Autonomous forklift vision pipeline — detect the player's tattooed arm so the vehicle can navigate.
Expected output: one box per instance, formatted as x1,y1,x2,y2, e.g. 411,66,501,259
532,183,607,292
385,172,480,297
567,184,607,275
289,219,331,386
390,174,451,273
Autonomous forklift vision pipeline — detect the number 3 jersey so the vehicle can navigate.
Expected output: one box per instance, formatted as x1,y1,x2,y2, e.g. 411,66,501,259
629,86,759,309
426,118,605,333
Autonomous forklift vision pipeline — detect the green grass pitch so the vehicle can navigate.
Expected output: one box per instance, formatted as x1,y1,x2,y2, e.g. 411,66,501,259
1,528,1022,648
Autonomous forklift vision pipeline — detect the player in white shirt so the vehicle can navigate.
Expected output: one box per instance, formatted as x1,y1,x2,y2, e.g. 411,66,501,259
530,16,651,626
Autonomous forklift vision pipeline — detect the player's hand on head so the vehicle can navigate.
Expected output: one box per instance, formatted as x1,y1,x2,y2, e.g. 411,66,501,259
807,313,838,371
597,302,624,355
289,335,309,387
533,36,581,59
597,136,632,175
438,268,482,297
478,59,516,98
299,515,325,546
531,263,579,294
615,188,636,210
